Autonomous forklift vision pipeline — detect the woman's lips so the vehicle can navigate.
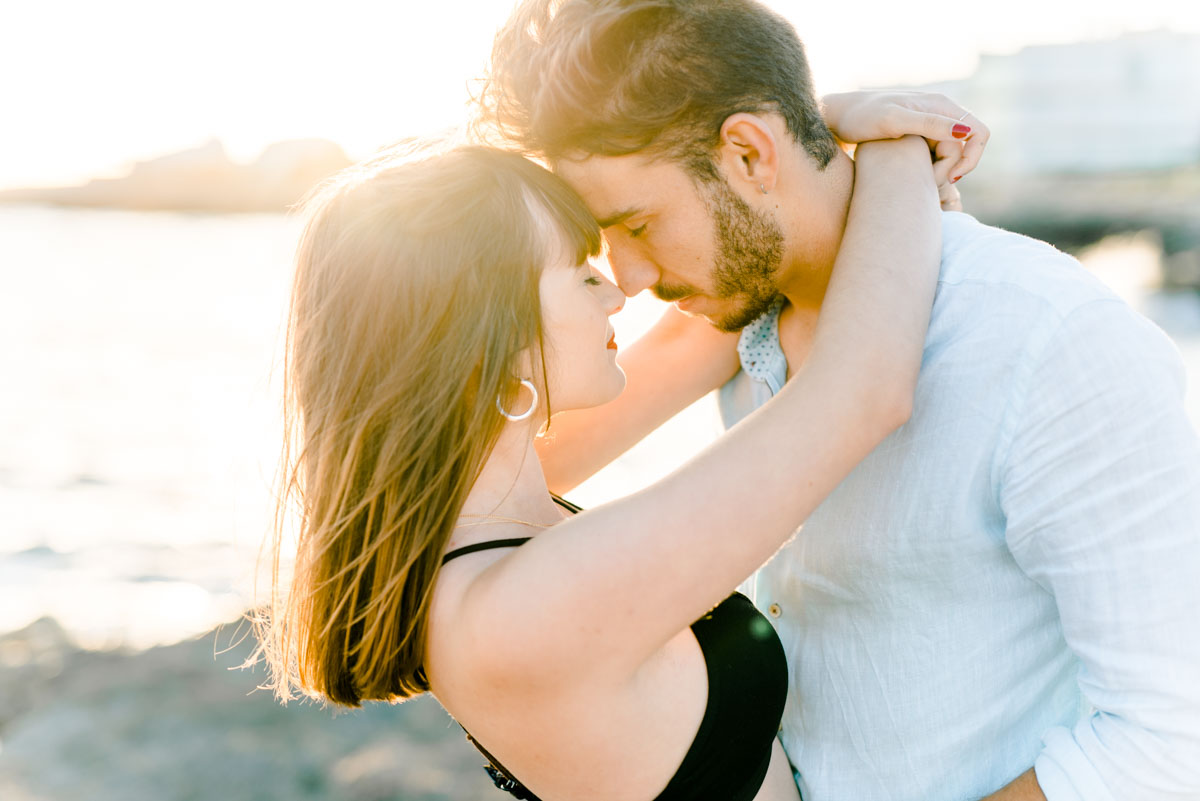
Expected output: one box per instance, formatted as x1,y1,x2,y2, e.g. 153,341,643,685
607,333,618,351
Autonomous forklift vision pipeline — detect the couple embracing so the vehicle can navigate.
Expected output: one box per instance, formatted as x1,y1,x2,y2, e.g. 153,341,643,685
256,2,1200,800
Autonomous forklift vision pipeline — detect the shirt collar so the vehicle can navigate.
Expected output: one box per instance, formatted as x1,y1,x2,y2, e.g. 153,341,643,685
736,296,787,386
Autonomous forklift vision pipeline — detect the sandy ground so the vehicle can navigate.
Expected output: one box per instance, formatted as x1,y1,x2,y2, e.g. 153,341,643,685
0,618,497,801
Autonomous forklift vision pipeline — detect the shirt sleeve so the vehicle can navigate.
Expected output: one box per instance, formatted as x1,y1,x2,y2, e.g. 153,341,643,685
996,298,1200,801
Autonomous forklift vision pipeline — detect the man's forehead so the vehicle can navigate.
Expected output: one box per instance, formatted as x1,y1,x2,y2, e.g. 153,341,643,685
553,152,663,223
552,152,626,192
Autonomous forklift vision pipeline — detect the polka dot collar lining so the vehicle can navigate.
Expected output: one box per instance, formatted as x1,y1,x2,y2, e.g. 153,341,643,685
735,297,787,385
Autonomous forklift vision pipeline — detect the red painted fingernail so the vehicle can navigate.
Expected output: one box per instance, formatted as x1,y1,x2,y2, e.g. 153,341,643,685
950,175,961,184
952,124,971,139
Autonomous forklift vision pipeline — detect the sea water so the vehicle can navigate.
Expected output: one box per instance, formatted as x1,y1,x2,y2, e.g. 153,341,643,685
0,204,719,649
1,205,1196,649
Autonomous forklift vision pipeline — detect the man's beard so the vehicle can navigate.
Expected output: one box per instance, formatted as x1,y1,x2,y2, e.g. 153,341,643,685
650,176,785,332
704,177,786,332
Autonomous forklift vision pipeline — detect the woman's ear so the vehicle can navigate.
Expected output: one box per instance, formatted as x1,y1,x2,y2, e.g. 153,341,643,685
515,345,552,403
717,113,780,194
511,347,536,384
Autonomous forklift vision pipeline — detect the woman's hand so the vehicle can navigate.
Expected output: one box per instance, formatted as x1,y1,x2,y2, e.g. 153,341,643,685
822,90,990,205
930,138,965,212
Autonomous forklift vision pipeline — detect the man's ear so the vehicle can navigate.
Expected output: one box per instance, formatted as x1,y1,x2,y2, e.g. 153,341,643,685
717,113,780,194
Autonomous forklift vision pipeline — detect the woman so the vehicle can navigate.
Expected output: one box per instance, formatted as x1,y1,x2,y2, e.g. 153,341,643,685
258,95,983,801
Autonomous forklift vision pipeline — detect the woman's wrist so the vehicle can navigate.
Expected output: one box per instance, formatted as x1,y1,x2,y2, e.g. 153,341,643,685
853,135,928,164
852,137,936,189
819,92,857,137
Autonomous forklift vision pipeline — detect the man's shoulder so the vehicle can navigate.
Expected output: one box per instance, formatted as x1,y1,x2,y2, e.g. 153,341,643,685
937,211,1120,321
932,213,1179,387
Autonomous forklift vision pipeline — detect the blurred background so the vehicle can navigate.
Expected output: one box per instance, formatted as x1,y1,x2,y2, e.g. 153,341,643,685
2,1,1198,798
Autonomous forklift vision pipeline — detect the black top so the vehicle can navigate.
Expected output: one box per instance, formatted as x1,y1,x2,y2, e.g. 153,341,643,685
441,496,789,801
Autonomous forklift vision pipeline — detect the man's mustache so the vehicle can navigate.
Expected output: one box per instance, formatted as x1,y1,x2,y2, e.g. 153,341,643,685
653,282,700,302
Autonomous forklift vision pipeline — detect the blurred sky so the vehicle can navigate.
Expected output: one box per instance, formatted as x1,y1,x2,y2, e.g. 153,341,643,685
4,0,1199,191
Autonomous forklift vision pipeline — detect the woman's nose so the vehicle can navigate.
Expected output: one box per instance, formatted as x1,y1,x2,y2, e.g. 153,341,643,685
606,282,626,316
597,272,625,316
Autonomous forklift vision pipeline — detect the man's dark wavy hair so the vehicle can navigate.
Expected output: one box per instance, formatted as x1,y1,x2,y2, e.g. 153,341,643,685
476,0,838,182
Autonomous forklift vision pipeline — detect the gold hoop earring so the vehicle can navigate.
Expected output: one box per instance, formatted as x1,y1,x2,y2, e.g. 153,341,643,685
497,379,538,422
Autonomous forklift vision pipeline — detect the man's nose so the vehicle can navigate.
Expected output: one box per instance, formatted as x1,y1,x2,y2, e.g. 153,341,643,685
606,237,658,298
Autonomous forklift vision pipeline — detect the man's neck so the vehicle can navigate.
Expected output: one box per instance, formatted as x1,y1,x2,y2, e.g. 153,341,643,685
774,249,832,371
778,263,833,314
775,148,854,314
771,148,855,371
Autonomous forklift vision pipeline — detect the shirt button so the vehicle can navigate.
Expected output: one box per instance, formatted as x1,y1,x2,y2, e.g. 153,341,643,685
768,603,782,618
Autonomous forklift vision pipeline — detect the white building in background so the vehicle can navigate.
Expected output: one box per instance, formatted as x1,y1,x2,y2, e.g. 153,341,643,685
909,30,1200,177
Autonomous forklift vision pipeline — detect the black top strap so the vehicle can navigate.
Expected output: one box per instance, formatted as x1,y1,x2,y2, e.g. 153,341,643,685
442,495,580,566
462,727,544,800
442,537,532,565
551,493,583,514
445,494,579,801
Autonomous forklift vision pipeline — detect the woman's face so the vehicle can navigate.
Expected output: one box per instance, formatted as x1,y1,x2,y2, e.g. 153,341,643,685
536,241,627,414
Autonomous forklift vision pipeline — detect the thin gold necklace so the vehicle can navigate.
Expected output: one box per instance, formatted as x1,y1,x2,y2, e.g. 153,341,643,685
457,513,552,528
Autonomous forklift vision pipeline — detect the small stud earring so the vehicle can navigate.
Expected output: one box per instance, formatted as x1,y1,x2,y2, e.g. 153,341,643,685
760,183,768,195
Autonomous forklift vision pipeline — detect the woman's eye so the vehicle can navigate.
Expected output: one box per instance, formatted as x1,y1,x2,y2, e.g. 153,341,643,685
584,276,603,286
629,224,647,239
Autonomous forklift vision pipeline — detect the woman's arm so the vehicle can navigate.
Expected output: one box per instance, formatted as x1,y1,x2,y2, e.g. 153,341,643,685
533,92,985,492
467,136,942,682
536,306,739,494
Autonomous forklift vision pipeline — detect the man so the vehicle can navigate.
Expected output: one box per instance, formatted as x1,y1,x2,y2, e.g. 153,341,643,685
479,1,1200,799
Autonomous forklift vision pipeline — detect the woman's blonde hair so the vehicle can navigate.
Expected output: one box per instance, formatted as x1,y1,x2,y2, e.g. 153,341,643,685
256,144,601,706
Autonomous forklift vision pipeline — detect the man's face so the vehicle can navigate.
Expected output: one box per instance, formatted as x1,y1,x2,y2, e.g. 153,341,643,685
555,152,785,333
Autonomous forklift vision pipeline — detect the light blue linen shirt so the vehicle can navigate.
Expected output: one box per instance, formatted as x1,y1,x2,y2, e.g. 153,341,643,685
719,212,1200,801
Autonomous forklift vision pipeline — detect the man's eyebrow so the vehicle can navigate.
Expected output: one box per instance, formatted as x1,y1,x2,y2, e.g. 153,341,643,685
595,207,642,229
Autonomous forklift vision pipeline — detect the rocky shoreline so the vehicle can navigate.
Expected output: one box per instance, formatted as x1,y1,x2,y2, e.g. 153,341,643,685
0,139,352,215
0,618,495,801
